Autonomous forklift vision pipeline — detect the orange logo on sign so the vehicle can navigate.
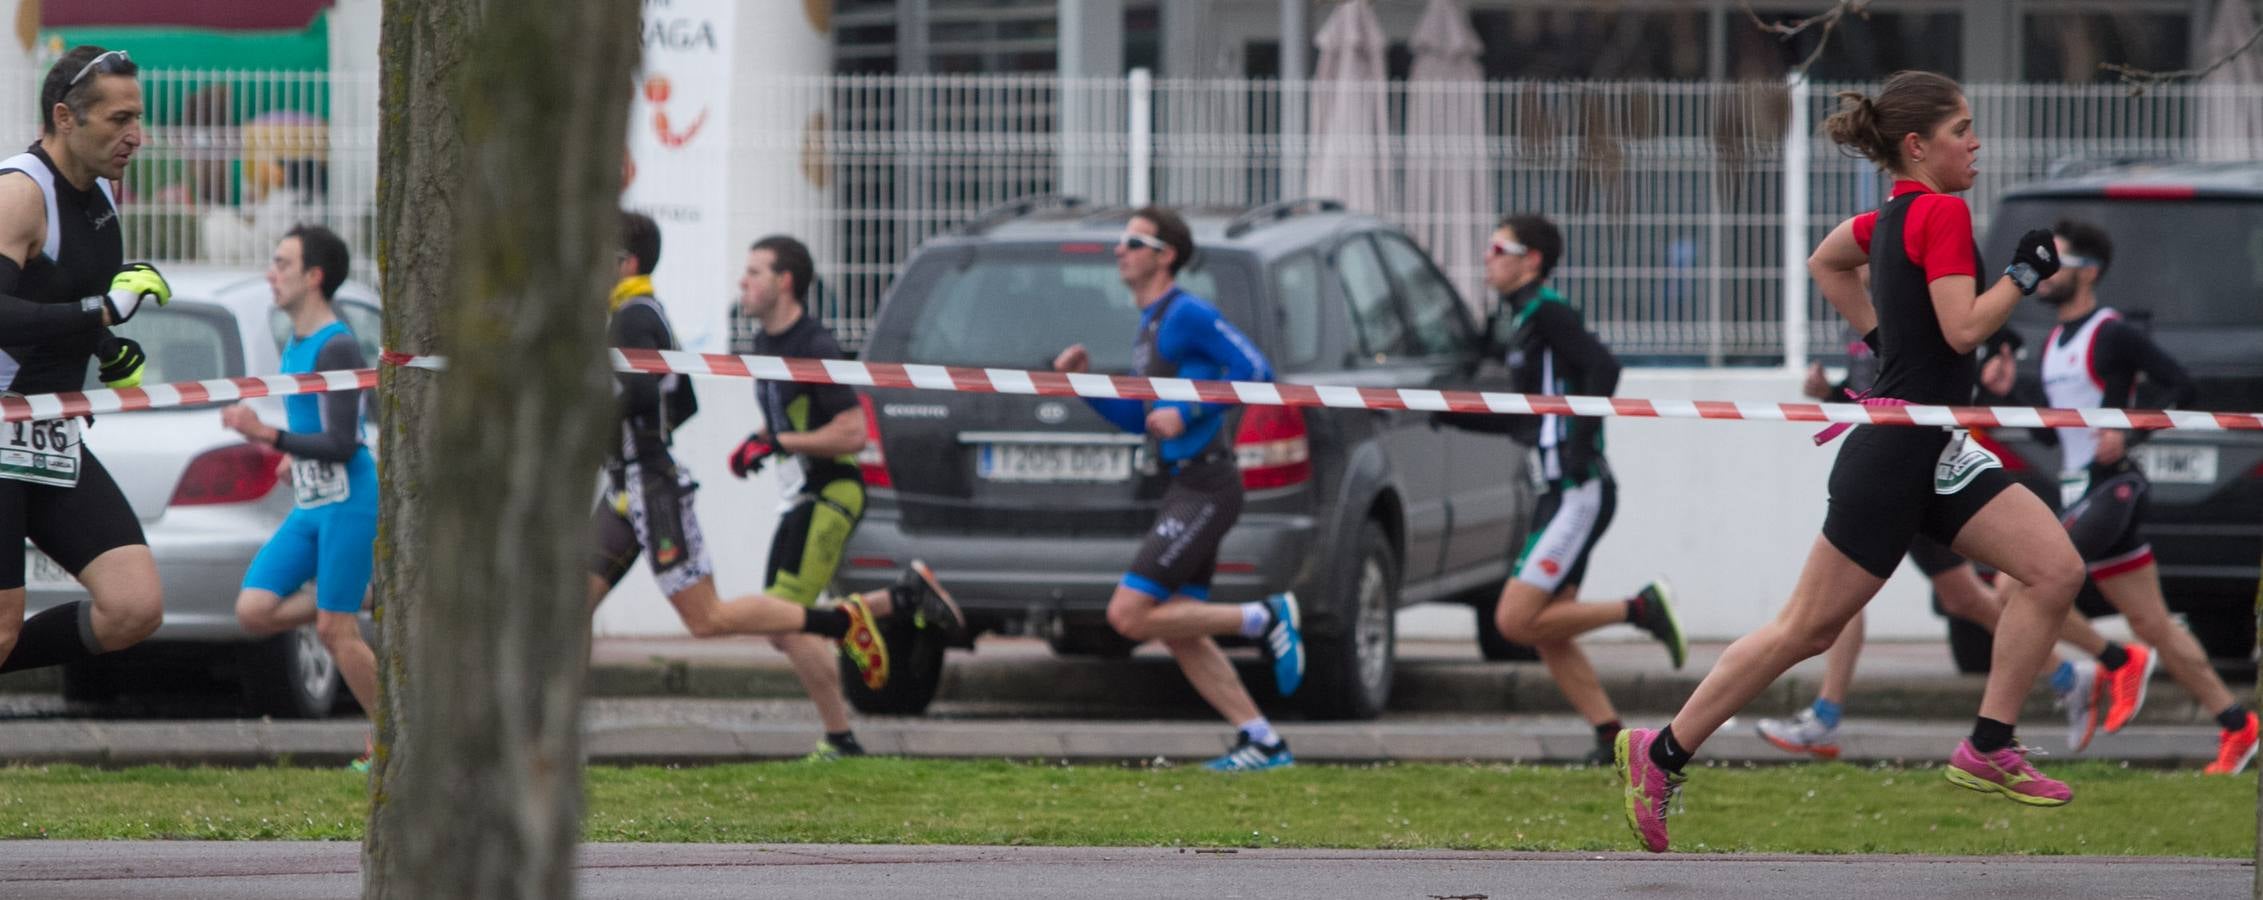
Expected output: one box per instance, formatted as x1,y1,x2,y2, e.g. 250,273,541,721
644,75,708,149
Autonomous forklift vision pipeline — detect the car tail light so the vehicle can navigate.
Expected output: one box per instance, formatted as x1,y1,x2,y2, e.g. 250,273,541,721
1969,429,2028,473
170,443,284,506
857,394,893,488
1235,405,1310,490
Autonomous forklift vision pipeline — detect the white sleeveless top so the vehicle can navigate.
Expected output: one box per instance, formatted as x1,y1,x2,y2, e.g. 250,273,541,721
2040,307,2121,476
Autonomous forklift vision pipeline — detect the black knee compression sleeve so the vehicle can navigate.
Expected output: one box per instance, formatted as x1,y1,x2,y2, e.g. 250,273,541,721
0,600,102,673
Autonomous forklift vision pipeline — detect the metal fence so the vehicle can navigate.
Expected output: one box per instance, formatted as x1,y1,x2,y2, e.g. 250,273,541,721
80,69,2262,363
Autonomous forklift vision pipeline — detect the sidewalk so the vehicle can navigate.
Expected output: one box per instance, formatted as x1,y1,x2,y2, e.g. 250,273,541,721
590,634,2243,726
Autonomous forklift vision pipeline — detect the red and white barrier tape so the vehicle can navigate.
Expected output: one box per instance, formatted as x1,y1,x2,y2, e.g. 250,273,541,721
6,348,2258,433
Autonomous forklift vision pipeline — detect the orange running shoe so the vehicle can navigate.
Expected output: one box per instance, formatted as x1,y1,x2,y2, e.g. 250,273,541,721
839,595,891,690
2098,643,2157,733
2206,712,2259,776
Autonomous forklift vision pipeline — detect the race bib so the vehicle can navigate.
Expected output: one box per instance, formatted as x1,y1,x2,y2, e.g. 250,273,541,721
0,414,79,488
291,458,351,508
2057,472,2091,510
1934,429,2002,496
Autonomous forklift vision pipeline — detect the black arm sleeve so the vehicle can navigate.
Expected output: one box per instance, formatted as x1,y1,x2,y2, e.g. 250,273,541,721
274,334,367,463
1533,303,1620,462
2094,319,2195,447
0,255,103,341
610,304,668,423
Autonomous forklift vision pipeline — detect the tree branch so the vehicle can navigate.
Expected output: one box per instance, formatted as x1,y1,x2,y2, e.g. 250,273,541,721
2101,17,2263,89
1741,0,1875,75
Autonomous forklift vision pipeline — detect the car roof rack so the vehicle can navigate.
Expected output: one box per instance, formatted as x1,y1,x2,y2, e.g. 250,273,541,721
1223,197,1345,238
957,194,1089,235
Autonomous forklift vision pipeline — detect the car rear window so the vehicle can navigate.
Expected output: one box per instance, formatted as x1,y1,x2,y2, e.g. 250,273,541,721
884,248,1255,372
1990,197,2263,328
82,301,244,388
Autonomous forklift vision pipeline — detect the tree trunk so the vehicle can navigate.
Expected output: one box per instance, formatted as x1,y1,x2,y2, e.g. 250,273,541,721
365,2,640,897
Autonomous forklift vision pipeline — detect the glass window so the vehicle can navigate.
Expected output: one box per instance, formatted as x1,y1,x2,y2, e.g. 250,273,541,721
894,250,1237,371
1729,12,1962,81
1333,236,1408,360
1373,232,1471,358
2022,13,2190,83
89,302,244,388
1471,9,1710,80
1272,251,1329,369
1990,197,2263,329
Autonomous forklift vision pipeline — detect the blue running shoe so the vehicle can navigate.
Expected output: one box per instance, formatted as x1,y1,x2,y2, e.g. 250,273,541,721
1264,591,1304,696
1203,734,1294,772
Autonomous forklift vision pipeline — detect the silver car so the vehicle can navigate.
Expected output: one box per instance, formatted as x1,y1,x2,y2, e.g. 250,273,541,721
22,265,381,717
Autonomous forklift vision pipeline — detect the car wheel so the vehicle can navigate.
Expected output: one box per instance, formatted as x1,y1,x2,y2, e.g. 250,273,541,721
1048,625,1138,659
240,625,341,719
59,655,126,705
1300,520,1398,721
1471,591,1540,662
840,611,947,716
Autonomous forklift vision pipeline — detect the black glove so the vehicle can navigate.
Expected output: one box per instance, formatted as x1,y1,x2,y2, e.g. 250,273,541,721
2004,229,2060,295
727,433,777,479
96,336,146,388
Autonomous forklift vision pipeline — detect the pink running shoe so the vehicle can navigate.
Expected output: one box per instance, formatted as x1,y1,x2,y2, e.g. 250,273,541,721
1615,728,1684,853
1944,739,2072,807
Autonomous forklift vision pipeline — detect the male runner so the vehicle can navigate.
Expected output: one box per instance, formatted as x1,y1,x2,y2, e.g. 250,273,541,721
224,227,381,766
2032,218,2254,774
1051,206,1305,772
0,46,173,677
592,218,960,761
1452,214,1684,765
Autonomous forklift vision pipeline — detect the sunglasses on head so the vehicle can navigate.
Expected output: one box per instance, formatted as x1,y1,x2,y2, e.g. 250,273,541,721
69,50,131,86
1487,238,1529,259
1117,232,1169,253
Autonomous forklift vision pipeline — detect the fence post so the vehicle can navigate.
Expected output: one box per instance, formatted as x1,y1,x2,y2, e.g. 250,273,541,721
1781,72,1811,374
1128,67,1153,207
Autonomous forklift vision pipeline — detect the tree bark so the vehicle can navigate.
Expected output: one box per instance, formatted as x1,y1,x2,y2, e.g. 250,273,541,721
365,1,639,897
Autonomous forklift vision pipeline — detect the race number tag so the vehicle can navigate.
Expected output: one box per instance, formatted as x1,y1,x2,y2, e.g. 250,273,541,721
1934,429,2002,496
291,458,351,508
0,414,79,488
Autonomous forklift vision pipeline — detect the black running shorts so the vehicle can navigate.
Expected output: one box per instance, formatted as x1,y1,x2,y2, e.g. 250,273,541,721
1822,426,2017,580
1122,457,1243,602
0,450,146,590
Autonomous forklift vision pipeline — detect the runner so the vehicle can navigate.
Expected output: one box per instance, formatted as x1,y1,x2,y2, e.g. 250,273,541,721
1758,329,2138,758
0,46,172,677
223,227,381,768
2032,217,2255,774
1051,206,1305,772
1617,71,2087,852
590,218,961,761
1456,213,1683,766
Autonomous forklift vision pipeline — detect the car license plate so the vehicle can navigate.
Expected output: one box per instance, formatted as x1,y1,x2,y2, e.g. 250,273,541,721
23,547,72,589
978,443,1132,483
2130,443,2217,485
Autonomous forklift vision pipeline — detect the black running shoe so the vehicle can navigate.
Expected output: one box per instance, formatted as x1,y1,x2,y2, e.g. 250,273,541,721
1631,579,1686,670
893,559,966,641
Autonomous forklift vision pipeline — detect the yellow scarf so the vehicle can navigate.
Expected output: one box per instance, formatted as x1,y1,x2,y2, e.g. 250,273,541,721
609,275,654,312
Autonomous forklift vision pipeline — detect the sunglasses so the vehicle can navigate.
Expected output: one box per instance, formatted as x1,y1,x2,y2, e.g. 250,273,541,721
2057,253,2098,270
1117,232,1169,253
1487,238,1530,259
69,50,131,86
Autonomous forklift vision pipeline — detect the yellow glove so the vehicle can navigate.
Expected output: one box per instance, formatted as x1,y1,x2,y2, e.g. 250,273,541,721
103,262,171,325
97,336,145,389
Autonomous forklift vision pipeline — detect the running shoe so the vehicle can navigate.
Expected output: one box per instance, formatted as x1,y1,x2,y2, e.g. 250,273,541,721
2099,643,2158,733
839,595,891,690
802,737,866,763
1944,739,2071,807
1755,708,1841,760
1263,591,1305,697
2205,712,2259,776
893,559,967,641
1629,580,1686,670
1203,734,1294,772
349,735,374,774
2054,661,2100,752
1616,728,1683,853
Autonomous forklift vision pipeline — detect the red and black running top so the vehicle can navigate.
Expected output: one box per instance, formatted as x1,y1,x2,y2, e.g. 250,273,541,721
1849,180,1982,407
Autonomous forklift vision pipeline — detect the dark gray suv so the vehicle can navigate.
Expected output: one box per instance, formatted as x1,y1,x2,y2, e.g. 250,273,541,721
1951,162,2263,678
834,197,1530,719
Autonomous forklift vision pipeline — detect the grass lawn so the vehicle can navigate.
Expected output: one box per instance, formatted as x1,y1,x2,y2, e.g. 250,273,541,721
0,759,2250,856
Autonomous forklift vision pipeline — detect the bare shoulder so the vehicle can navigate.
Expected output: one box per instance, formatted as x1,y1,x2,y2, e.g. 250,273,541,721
0,172,45,265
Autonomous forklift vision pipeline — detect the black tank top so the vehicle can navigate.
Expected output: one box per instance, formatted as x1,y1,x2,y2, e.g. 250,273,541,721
1865,191,1977,407
0,142,123,395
